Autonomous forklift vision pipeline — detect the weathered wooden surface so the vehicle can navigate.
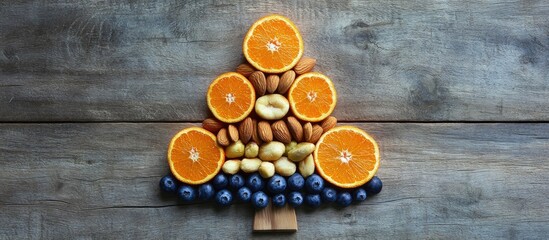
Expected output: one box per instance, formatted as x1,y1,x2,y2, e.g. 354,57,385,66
1,123,548,239
1,0,549,239
1,0,548,121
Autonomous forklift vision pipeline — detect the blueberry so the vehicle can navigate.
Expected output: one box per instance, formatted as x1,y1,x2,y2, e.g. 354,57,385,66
252,191,269,209
177,185,196,202
212,173,228,190
321,187,337,202
336,192,352,207
267,174,287,194
305,194,322,208
353,188,367,202
287,173,305,191
288,191,304,207
246,173,264,192
229,174,245,190
159,175,178,193
215,189,233,206
197,183,215,201
272,194,286,207
305,174,324,193
364,176,382,195
237,187,252,202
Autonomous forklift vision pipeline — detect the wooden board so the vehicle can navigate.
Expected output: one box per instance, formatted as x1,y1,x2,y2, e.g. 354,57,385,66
1,0,548,239
1,123,548,239
254,204,298,232
1,0,548,122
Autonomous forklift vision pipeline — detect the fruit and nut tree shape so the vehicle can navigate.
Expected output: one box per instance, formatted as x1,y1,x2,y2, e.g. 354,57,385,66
160,15,383,210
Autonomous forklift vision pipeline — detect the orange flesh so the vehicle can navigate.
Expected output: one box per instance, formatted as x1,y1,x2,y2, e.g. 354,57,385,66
245,19,300,69
169,128,223,184
291,76,335,119
315,127,379,187
208,74,254,122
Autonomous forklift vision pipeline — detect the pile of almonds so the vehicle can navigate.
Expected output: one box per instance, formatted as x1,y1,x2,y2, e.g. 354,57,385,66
203,57,337,178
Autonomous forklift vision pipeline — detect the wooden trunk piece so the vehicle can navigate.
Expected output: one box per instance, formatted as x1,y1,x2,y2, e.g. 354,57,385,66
253,203,297,232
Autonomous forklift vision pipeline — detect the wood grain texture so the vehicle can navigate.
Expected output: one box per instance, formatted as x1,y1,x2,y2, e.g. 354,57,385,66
254,203,298,232
1,0,548,122
1,123,548,239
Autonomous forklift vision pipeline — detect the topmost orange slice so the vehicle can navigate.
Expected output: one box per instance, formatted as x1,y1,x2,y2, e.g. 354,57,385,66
314,126,380,188
243,14,304,73
168,127,224,185
207,72,256,123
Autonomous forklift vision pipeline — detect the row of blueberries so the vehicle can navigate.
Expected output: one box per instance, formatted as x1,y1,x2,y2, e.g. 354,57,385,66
160,172,382,208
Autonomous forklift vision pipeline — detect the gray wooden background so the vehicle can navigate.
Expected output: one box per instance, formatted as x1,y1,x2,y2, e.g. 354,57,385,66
1,0,548,239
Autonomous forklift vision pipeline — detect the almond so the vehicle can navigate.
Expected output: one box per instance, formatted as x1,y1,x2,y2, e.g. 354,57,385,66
302,122,313,142
202,118,224,134
271,120,292,144
321,116,337,132
294,57,316,75
266,75,280,94
217,128,230,147
277,70,296,94
308,124,323,143
248,71,267,96
238,117,253,144
228,124,239,142
286,116,303,142
251,118,262,145
236,63,255,77
257,121,273,142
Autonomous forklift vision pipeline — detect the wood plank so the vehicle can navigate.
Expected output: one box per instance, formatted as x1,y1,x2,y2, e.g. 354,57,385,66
253,203,298,232
1,123,548,239
1,1,548,122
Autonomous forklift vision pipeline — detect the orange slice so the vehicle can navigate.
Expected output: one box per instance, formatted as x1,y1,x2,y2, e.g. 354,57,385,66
243,14,304,73
314,126,380,188
288,72,337,122
207,72,256,123
168,127,225,185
